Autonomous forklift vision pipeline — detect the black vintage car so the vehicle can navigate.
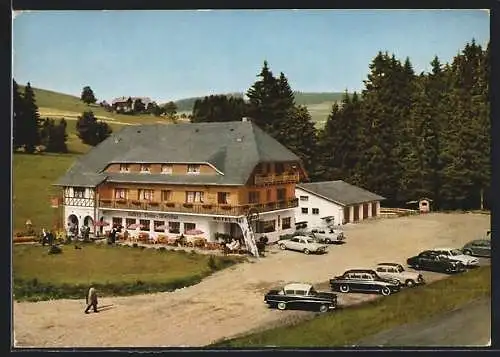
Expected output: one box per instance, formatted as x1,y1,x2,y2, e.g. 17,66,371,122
264,283,337,313
329,269,401,296
407,250,466,274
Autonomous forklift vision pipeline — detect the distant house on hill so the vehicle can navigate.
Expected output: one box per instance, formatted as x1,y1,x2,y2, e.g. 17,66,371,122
111,96,152,113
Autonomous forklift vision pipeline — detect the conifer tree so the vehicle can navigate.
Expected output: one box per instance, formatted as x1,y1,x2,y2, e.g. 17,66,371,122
22,82,42,153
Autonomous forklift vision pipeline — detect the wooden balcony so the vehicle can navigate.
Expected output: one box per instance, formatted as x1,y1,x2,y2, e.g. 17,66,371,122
254,173,300,186
98,198,299,216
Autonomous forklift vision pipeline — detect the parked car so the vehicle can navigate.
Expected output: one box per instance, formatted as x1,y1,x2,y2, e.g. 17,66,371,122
375,263,425,287
308,227,346,244
461,239,491,258
277,235,328,254
264,283,337,313
407,250,466,274
329,269,401,296
431,247,480,267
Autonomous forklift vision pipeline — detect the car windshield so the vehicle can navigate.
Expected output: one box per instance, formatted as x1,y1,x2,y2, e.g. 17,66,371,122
397,265,404,273
450,249,462,256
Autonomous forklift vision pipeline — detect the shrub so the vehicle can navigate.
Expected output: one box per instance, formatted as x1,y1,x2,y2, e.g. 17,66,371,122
48,245,62,255
207,255,218,271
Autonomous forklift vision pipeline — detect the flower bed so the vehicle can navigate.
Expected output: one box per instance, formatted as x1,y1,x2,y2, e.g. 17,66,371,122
13,236,38,244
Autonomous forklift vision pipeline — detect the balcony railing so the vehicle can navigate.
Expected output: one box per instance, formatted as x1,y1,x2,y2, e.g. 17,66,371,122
98,198,299,216
64,197,95,207
254,173,300,186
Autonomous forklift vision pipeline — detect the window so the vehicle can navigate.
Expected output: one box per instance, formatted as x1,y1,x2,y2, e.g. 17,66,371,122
248,191,260,204
266,189,272,201
282,217,291,229
291,237,300,243
301,208,308,214
254,163,263,174
295,290,305,296
256,220,276,233
139,219,150,231
154,220,165,232
184,222,196,233
299,195,309,201
277,188,286,201
139,189,154,201
114,188,127,199
376,267,386,273
161,164,173,174
119,164,130,173
217,192,229,204
312,208,320,215
266,163,271,174
186,191,204,203
74,187,85,198
140,164,151,173
162,190,172,201
275,163,285,175
169,221,180,234
187,164,200,175
126,218,136,229
112,217,122,228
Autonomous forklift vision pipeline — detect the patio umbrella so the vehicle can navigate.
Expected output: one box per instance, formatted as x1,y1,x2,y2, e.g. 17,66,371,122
185,229,204,235
128,223,144,229
94,221,110,227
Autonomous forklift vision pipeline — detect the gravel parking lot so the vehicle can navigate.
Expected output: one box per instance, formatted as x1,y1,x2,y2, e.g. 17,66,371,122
13,212,490,348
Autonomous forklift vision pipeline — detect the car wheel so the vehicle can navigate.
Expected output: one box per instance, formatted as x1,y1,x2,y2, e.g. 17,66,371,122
279,244,286,250
303,248,310,255
277,302,286,310
413,263,420,270
318,304,329,313
325,238,331,244
463,249,473,256
339,284,350,293
405,279,415,287
380,287,391,296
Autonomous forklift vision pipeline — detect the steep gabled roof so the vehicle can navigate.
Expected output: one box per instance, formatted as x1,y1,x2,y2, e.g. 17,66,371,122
297,180,385,206
54,121,301,187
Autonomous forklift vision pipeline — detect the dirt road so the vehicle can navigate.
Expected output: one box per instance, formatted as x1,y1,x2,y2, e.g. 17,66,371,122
13,212,490,348
355,297,491,347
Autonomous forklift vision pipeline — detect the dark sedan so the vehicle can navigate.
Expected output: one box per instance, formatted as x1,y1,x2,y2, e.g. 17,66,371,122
329,269,401,296
462,239,491,258
407,250,466,274
264,283,337,313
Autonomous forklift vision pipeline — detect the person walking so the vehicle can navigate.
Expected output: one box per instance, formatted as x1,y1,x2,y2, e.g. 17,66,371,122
84,287,99,314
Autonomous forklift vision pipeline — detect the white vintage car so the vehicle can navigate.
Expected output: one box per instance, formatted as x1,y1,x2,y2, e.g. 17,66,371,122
277,235,328,255
432,247,480,267
375,263,425,287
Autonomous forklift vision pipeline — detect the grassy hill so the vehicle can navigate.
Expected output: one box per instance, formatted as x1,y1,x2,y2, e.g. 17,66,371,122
174,91,346,112
20,86,173,126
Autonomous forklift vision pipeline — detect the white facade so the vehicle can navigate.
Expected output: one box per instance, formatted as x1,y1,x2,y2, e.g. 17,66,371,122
64,187,97,232
295,187,382,227
96,207,295,243
295,188,344,228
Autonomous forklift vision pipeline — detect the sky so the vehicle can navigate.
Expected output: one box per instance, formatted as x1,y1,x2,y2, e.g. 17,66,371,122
13,10,490,103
